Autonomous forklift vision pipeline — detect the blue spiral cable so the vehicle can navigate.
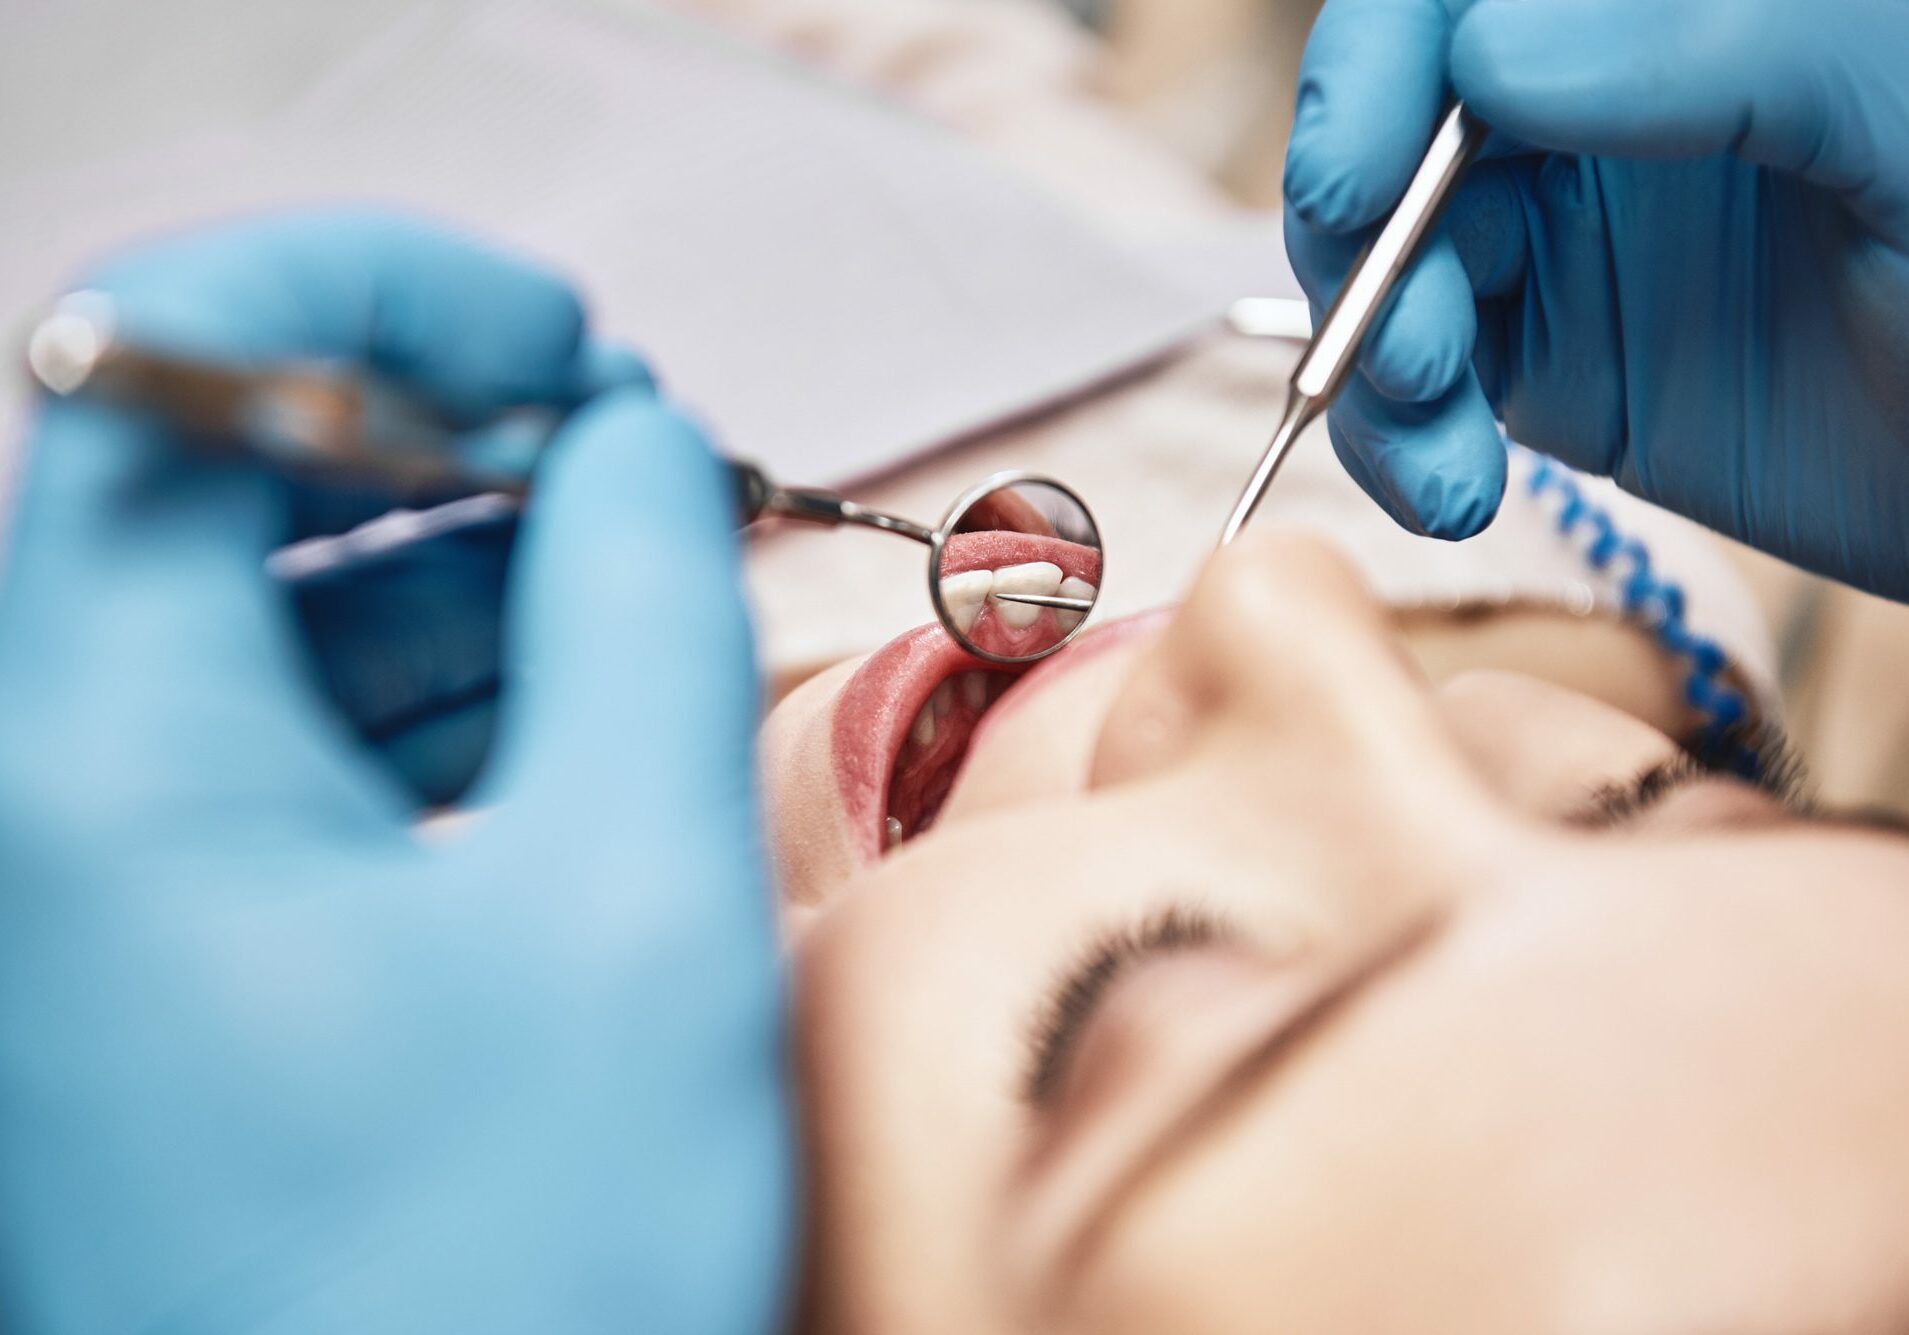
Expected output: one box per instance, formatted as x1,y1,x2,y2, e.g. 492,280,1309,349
1515,442,1762,778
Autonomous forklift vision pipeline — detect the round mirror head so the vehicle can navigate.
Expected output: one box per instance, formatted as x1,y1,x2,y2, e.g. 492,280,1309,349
929,473,1103,665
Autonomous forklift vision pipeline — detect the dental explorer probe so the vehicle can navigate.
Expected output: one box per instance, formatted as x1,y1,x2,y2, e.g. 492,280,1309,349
1218,104,1487,546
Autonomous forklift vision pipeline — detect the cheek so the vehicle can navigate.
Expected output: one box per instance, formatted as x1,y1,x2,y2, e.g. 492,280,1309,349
1436,671,1677,819
760,658,866,909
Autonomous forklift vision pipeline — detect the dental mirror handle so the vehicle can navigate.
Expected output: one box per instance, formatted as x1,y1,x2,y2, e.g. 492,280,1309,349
23,300,932,571
1219,104,1487,546
267,459,796,584
26,292,546,497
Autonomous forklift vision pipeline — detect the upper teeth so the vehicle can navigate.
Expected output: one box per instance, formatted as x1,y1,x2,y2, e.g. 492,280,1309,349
939,570,994,634
938,563,1095,634
989,562,1064,628
1056,576,1095,632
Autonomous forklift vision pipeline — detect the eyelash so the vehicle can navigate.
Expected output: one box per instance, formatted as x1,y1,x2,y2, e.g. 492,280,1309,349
1021,906,1230,1109
1575,720,1813,829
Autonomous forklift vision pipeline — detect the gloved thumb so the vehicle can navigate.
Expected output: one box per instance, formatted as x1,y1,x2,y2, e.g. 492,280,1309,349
1452,0,1909,237
472,388,760,837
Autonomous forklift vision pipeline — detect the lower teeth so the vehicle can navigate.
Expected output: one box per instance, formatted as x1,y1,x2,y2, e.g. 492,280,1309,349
885,670,1013,853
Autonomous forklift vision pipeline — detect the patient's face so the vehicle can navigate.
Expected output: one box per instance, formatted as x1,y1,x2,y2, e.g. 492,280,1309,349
762,533,1909,1334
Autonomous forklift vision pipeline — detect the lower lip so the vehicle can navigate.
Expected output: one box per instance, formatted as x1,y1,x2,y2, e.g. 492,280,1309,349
829,626,1012,864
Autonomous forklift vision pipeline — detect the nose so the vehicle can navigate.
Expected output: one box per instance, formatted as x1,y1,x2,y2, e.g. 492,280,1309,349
1088,531,1505,896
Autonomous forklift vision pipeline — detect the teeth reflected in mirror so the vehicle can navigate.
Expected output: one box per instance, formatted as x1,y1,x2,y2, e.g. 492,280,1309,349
989,562,1064,628
938,570,993,635
1054,576,1096,632
931,477,1103,665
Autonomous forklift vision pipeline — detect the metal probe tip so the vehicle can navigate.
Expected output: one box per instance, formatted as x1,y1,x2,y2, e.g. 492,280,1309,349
1217,104,1485,548
1217,390,1314,546
987,592,1095,612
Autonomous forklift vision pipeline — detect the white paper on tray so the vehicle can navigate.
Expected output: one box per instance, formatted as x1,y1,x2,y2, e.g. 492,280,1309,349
0,0,1229,492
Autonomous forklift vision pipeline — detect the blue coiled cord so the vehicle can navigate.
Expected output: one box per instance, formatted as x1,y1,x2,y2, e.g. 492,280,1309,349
1517,443,1762,778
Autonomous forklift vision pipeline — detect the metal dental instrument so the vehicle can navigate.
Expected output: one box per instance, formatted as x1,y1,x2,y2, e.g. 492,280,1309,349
736,466,1104,664
24,295,1106,665
1218,104,1487,546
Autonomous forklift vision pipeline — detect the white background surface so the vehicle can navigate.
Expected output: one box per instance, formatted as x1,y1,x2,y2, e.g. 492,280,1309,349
0,0,1227,497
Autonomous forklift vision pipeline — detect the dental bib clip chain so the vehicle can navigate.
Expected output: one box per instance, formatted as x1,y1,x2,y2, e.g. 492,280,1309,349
1517,441,1762,778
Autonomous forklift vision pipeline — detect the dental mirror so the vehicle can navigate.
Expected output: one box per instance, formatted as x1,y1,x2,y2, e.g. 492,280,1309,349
24,311,1109,661
929,473,1102,665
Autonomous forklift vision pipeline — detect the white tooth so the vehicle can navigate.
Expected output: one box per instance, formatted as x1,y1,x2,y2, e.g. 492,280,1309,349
960,671,989,711
932,680,956,717
989,561,1063,629
938,570,993,635
1055,576,1097,633
885,815,904,849
910,702,936,748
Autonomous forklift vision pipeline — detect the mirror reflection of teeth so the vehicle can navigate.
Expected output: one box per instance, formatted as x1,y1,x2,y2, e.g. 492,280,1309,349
938,570,994,634
989,562,1065,628
1055,576,1095,633
939,563,1101,637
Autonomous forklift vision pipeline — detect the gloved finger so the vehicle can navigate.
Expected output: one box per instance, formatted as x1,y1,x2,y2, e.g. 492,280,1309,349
1285,203,1478,407
1477,154,1630,479
1360,235,1479,405
1,214,638,819
1326,368,1508,540
1470,295,1512,413
84,210,625,420
1442,158,1533,300
1452,0,1909,238
277,340,652,809
1283,0,1467,234
0,400,401,826
290,517,514,808
472,390,759,839
577,337,658,399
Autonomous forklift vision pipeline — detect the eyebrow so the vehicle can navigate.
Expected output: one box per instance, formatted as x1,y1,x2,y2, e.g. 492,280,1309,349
1051,912,1446,1287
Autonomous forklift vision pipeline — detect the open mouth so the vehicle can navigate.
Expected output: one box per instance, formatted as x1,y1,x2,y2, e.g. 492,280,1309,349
830,536,1103,863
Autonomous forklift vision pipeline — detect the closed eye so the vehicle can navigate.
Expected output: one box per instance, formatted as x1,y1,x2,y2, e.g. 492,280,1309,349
1569,722,1814,831
1021,906,1234,1109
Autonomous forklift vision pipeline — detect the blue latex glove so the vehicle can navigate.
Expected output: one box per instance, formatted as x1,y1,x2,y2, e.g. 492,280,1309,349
1282,0,1909,599
0,213,791,1331
282,314,655,809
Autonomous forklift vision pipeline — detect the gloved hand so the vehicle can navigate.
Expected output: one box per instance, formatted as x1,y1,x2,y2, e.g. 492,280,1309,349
1281,0,1909,599
0,213,790,1332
